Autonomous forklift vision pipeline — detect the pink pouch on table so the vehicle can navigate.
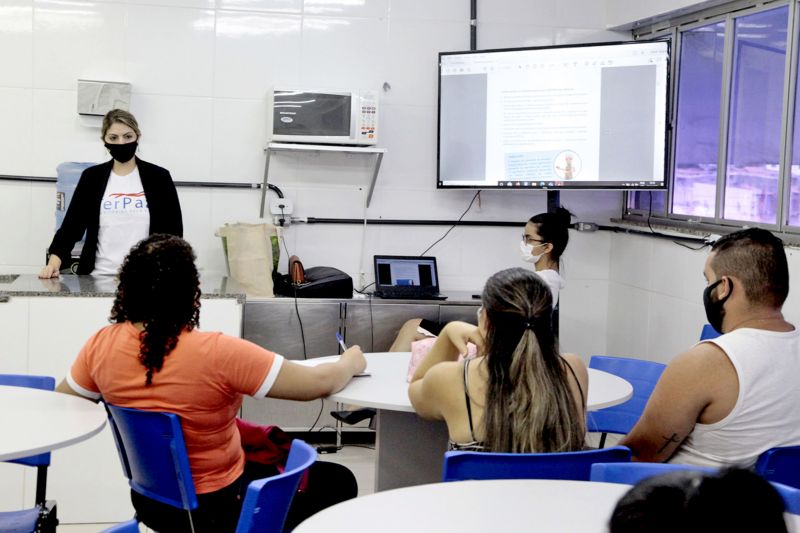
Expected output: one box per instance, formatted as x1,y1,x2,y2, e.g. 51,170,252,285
407,337,478,382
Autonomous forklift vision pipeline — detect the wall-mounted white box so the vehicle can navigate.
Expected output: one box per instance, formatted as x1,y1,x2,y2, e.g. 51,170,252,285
77,80,132,116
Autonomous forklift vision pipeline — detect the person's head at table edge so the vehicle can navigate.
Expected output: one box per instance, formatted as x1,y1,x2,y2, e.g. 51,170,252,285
111,234,201,386
609,467,788,533
477,267,584,452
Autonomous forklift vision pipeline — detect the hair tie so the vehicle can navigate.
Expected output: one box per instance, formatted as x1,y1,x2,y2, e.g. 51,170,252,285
523,320,536,330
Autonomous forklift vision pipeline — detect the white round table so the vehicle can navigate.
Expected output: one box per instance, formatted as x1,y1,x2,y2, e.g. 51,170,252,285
295,479,631,533
298,353,633,491
0,385,107,461
301,352,633,412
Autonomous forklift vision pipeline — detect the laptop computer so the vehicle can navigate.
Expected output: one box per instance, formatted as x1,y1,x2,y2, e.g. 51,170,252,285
373,255,447,300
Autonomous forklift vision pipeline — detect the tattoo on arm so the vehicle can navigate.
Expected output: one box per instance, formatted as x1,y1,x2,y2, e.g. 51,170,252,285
658,433,681,454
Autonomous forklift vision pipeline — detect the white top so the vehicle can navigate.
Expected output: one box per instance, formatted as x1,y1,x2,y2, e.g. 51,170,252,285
670,327,800,468
0,385,107,461
534,268,565,307
296,352,632,412
93,167,150,275
294,479,630,533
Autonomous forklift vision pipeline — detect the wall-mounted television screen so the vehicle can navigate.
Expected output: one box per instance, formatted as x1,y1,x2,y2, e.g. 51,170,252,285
437,40,670,190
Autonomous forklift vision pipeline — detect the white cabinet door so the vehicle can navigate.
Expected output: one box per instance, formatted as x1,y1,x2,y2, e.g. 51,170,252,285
0,296,29,374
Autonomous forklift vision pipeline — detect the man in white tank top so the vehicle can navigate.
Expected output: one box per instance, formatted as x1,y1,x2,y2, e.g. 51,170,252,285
621,228,800,467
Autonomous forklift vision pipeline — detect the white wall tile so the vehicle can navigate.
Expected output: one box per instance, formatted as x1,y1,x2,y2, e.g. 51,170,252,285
304,0,388,18
31,89,108,177
214,11,302,99
555,27,632,45
132,0,214,8
30,182,56,266
649,237,707,301
217,0,302,13
556,0,612,30
375,103,436,189
126,5,215,97
383,19,468,107
646,293,706,363
0,1,33,88
605,281,651,357
300,16,388,89
211,98,269,182
477,0,556,24
0,183,33,267
129,93,214,181
564,231,611,281
0,88,34,176
561,279,609,358
477,22,555,50
609,232,653,290
388,0,469,22
33,0,127,91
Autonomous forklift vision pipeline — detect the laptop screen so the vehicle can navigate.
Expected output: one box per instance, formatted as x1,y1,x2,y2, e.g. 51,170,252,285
374,256,439,289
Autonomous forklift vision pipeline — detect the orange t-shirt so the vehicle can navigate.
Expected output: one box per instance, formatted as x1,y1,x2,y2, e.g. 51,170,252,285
68,322,283,494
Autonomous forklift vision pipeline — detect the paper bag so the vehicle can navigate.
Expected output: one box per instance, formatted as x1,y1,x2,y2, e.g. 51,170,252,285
216,222,280,297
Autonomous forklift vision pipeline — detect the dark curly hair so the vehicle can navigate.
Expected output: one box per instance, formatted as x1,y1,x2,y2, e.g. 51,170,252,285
110,234,201,386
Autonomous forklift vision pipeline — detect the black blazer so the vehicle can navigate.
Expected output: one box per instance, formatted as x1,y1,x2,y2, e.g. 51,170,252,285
48,158,183,274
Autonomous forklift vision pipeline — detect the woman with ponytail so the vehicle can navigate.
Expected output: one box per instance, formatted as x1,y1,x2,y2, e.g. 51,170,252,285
408,267,587,452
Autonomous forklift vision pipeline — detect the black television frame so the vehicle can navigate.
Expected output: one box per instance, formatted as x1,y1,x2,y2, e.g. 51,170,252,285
436,39,671,191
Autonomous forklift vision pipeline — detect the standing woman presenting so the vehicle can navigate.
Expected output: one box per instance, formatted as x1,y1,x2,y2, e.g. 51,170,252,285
39,109,182,278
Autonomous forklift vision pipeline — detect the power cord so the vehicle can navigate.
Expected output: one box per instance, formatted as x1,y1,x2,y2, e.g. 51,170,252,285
418,191,481,256
281,235,308,359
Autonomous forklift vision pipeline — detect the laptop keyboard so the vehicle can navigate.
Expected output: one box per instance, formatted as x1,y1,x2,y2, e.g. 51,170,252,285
377,286,438,299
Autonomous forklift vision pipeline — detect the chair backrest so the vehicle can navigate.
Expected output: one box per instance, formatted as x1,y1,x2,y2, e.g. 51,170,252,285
0,374,55,469
755,445,800,489
590,462,717,484
235,439,317,533
586,356,666,436
105,404,198,512
101,519,140,532
699,323,721,341
441,446,631,482
772,481,800,515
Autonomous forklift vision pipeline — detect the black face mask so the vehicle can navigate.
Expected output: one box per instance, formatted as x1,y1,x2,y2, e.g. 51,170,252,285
105,141,138,163
703,278,731,334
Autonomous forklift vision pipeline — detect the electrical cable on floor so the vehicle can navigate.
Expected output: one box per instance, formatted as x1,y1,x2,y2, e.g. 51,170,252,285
306,400,325,433
418,191,482,256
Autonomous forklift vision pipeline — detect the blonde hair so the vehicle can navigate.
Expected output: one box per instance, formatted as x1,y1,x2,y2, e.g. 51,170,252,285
480,268,585,453
101,109,141,140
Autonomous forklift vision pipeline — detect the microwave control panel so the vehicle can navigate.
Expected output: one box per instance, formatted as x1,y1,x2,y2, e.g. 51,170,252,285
358,91,379,143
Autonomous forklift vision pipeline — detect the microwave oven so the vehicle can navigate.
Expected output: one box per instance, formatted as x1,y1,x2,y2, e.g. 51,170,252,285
269,88,379,146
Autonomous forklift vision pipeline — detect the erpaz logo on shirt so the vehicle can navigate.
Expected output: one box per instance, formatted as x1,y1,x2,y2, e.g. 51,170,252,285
103,192,148,211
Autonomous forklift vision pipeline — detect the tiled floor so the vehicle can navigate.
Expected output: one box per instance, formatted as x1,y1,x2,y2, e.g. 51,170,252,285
56,443,376,532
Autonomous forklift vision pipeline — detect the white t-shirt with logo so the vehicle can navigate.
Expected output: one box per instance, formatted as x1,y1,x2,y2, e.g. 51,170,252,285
93,168,150,275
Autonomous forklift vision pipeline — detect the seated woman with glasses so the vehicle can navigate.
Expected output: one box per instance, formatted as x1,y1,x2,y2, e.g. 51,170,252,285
408,267,587,452
388,206,573,352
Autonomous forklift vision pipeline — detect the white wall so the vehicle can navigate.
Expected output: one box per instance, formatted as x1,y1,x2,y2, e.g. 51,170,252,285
603,0,732,29
0,0,635,359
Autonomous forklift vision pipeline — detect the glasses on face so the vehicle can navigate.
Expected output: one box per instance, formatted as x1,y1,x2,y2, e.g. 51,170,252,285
521,235,545,246
477,306,483,323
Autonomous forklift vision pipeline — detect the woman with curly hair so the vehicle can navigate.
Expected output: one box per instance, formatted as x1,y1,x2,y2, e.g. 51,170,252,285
57,234,365,532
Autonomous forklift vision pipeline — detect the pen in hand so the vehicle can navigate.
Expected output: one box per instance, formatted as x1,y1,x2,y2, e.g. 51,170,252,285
336,332,370,377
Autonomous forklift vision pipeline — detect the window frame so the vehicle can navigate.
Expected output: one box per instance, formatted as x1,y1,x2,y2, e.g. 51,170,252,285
623,0,800,235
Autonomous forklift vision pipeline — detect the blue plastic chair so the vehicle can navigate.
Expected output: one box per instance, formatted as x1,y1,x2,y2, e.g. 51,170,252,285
772,481,800,515
441,446,631,482
699,323,721,340
235,440,318,533
586,356,667,448
755,445,800,489
0,374,59,533
101,519,140,532
590,462,716,484
105,404,199,532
